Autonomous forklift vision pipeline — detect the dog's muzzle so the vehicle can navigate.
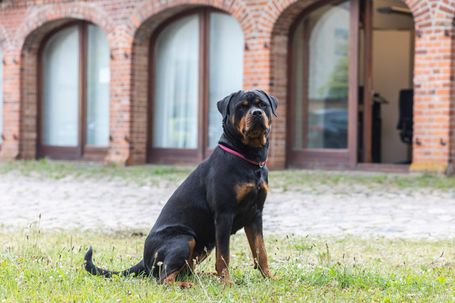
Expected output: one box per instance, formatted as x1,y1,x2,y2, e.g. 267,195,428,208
245,110,267,137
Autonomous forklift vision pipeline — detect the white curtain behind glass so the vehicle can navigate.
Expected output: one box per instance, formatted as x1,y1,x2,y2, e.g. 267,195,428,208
153,15,199,149
0,48,3,145
208,13,244,148
43,26,80,146
86,25,110,147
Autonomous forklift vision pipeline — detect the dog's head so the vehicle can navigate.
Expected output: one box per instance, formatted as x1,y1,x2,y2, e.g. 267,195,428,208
217,90,278,148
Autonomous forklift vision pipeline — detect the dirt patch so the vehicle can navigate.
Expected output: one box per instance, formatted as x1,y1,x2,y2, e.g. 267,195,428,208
1,174,454,238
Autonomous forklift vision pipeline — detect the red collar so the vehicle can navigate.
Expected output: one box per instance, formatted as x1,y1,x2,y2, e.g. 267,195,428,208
218,144,267,168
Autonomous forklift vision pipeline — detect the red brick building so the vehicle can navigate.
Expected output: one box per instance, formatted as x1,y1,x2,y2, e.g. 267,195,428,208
0,0,454,172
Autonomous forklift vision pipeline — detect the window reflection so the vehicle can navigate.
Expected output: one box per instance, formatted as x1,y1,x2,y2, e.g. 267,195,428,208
293,1,350,149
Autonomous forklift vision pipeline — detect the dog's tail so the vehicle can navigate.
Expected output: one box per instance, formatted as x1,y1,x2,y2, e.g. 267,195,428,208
84,246,146,278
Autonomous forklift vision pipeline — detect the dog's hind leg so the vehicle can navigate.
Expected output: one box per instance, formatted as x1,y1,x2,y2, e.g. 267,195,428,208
162,271,193,289
156,237,196,289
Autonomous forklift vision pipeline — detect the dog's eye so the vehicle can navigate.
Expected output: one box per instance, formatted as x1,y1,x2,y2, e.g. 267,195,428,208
259,102,267,108
241,102,249,108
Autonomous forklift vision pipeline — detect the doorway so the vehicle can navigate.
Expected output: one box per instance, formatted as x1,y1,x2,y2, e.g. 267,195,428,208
359,0,414,167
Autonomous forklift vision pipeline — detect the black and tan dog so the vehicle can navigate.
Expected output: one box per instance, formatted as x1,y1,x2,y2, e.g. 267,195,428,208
84,89,278,287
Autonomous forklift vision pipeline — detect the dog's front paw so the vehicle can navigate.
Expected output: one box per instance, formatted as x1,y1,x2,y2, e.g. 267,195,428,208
221,276,234,287
218,268,234,287
199,271,218,277
261,268,277,280
176,281,193,289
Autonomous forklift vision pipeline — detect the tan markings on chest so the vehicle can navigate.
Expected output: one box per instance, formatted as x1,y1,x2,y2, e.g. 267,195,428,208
235,181,268,203
235,183,255,203
261,182,269,192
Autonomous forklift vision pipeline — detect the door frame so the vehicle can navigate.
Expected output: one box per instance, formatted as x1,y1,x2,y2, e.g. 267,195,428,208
361,0,373,163
37,21,108,161
358,0,414,168
286,0,360,169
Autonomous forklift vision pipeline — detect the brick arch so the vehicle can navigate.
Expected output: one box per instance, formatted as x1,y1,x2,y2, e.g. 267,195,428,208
127,1,252,164
403,0,432,29
0,25,12,50
16,3,115,159
269,0,430,38
127,0,251,41
14,3,115,51
266,0,428,168
447,0,455,20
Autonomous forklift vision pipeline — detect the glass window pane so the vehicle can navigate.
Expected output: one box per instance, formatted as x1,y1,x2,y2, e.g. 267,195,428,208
153,15,199,149
208,13,244,148
43,26,80,146
0,48,3,145
293,1,350,149
86,25,110,147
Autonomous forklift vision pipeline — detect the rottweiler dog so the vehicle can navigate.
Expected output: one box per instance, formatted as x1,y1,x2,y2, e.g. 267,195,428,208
84,89,278,287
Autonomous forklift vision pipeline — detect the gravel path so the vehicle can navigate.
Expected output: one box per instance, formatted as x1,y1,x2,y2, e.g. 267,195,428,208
1,173,455,238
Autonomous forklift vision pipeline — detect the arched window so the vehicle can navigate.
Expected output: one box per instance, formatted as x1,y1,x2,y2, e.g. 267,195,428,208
292,1,350,150
39,22,110,160
149,9,244,163
288,0,353,167
288,0,414,168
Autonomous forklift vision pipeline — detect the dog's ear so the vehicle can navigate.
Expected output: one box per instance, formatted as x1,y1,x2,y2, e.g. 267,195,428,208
268,95,278,117
217,90,241,121
257,90,278,117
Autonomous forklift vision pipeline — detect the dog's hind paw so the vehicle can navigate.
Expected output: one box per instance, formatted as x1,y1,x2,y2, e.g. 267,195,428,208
176,281,193,289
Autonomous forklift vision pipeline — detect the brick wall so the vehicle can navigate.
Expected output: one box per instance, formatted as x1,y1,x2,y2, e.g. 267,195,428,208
0,0,454,172
407,0,455,172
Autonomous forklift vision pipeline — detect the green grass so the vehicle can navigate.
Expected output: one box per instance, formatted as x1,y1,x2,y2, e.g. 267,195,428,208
2,159,455,192
0,159,191,186
270,170,455,192
0,230,453,302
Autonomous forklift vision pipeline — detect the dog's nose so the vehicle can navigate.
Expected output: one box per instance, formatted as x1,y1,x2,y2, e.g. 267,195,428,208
252,109,262,116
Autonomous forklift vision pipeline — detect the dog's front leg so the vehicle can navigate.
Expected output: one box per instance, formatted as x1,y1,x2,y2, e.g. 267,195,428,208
215,213,234,286
244,215,274,279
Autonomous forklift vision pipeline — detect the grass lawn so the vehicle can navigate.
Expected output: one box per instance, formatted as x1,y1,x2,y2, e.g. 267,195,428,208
0,229,453,302
2,159,455,192
1,160,455,302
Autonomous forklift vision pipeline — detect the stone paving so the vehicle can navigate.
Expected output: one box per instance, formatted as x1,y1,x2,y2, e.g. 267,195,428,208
1,173,455,238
